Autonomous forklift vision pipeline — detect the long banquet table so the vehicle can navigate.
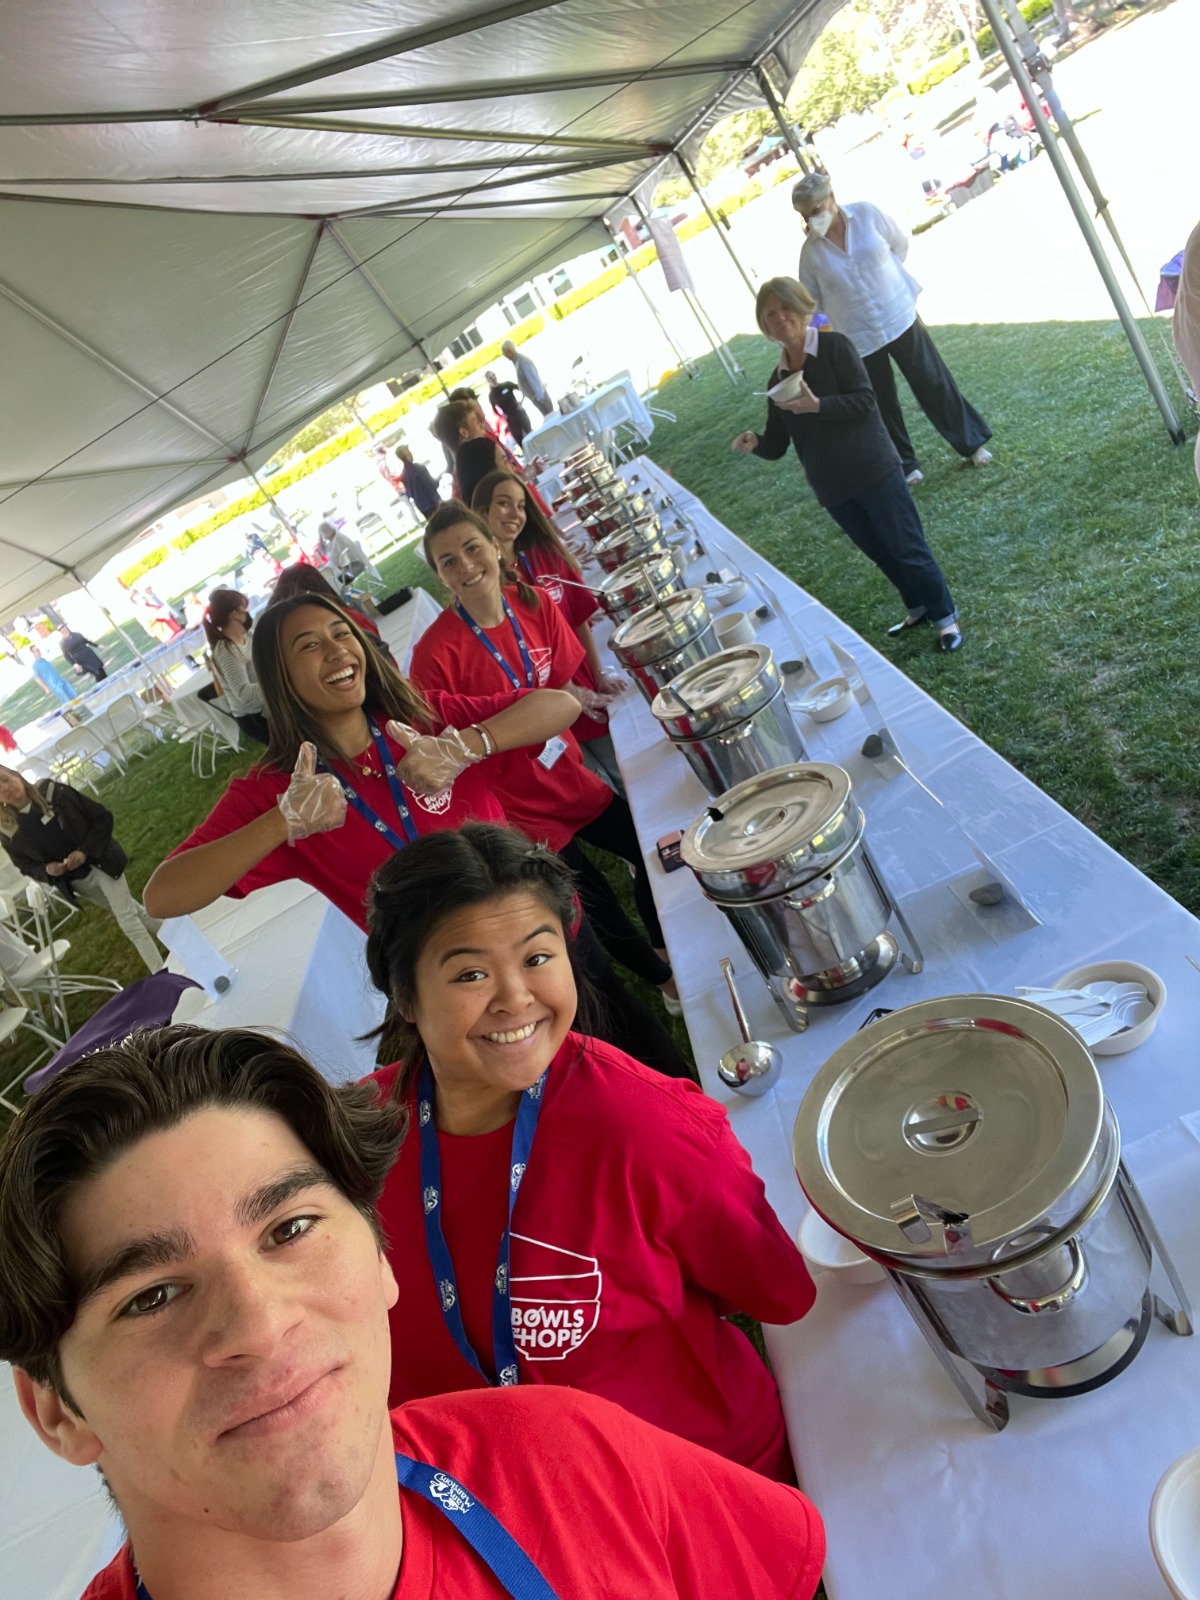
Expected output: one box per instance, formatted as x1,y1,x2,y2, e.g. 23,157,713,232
588,456,1200,1600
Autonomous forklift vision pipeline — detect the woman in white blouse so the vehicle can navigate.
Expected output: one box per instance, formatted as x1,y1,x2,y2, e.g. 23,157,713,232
793,172,992,501
202,587,269,744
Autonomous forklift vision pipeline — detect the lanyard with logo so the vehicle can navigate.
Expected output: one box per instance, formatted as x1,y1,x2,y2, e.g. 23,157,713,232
135,1450,561,1600
394,1451,561,1598
319,716,418,849
454,596,535,690
417,1057,545,1386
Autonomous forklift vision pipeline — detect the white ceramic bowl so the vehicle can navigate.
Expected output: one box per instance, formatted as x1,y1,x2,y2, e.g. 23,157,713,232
800,675,853,723
715,611,757,648
1053,958,1166,1056
767,370,806,403
1151,1447,1200,1599
798,1209,885,1285
706,578,750,610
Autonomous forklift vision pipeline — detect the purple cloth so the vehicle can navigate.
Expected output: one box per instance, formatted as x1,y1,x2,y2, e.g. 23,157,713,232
1157,249,1185,312
24,970,201,1094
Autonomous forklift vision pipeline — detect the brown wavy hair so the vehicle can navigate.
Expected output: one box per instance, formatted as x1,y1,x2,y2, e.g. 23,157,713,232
252,593,431,771
0,766,49,836
421,501,539,610
201,586,247,650
0,1025,406,1400
471,468,581,576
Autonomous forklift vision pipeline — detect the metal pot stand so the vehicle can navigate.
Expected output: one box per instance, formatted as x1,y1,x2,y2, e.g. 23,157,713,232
883,1164,1192,1432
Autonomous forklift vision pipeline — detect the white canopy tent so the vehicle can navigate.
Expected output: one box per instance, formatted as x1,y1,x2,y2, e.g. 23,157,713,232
0,0,845,622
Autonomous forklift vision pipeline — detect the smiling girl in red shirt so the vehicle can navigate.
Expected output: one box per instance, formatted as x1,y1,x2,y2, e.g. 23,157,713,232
472,468,626,794
365,822,816,1480
409,504,681,1014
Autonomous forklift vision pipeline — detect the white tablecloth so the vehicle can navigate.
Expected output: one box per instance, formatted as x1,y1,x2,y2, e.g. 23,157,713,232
523,374,654,458
601,457,1200,1600
376,586,441,673
166,880,386,1084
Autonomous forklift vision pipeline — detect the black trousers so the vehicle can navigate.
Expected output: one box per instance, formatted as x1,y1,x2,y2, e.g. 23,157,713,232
573,917,695,1082
826,467,957,625
862,317,991,474
234,711,271,746
562,797,670,988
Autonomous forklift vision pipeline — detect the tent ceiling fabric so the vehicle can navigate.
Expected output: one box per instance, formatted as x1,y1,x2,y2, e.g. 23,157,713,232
0,0,834,617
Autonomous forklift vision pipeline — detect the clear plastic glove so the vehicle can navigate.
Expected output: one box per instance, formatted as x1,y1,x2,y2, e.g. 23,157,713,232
595,670,628,698
563,681,615,718
277,742,347,843
388,721,480,795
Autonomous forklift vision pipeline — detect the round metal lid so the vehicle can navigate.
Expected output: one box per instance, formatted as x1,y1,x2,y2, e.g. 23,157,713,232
651,644,774,720
602,551,677,593
680,762,854,878
612,588,709,655
792,995,1105,1265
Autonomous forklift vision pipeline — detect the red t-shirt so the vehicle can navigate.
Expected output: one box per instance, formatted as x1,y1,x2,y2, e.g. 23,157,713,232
371,1033,815,1479
516,543,597,631
81,1387,825,1600
409,593,610,851
170,690,516,930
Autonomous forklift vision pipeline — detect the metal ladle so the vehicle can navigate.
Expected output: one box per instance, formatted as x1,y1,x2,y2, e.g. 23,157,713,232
717,958,782,1096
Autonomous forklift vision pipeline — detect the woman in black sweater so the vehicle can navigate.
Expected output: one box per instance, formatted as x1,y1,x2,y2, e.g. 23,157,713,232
0,767,164,970
731,276,962,652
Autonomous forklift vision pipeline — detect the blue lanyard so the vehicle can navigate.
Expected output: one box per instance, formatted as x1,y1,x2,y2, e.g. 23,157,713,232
394,1451,561,1598
454,595,535,690
319,716,417,849
418,1057,545,1386
136,1449,561,1600
518,551,534,582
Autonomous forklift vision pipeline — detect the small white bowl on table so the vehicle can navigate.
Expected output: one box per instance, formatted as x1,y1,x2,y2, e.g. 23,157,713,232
1053,958,1166,1056
797,675,853,723
715,611,757,649
705,578,749,611
1151,1446,1200,1599
798,1208,885,1286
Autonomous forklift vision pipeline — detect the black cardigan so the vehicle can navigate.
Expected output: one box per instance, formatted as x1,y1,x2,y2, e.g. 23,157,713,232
1,780,127,897
752,330,900,508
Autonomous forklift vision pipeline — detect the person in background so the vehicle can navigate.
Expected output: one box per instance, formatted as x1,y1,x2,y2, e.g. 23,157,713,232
412,505,685,1022
202,588,270,745
502,336,554,417
793,171,992,487
472,467,625,793
431,399,507,508
0,1026,826,1600
396,444,441,519
27,645,76,704
0,727,16,754
366,824,816,1478
1173,218,1200,485
732,277,962,652
373,441,405,497
0,765,164,971
485,367,532,448
57,625,107,683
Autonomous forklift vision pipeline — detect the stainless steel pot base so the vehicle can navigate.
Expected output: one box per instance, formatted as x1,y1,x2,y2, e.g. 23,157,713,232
978,1291,1152,1399
787,933,898,1006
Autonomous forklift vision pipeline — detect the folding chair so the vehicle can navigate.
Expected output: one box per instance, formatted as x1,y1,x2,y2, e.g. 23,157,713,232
0,1003,57,1115
51,724,124,792
105,692,157,760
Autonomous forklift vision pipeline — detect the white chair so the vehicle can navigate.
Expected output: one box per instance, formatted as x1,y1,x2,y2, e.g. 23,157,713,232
51,725,125,792
588,386,644,464
1,883,121,1042
201,698,242,755
0,1004,53,1115
526,418,584,465
105,692,156,760
167,694,224,776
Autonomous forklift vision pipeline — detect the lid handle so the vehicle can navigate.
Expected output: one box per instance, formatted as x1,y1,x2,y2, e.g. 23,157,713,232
889,1194,974,1254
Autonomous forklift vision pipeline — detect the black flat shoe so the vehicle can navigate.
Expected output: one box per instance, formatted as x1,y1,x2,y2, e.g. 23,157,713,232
937,628,964,653
886,614,928,637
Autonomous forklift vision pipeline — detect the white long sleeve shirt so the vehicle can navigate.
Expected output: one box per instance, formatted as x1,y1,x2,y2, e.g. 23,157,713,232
797,201,923,359
211,636,264,717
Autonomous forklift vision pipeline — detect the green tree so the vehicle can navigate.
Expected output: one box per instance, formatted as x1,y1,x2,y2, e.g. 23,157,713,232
786,7,898,129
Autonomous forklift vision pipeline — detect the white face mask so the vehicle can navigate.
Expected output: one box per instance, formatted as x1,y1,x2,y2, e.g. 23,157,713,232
806,207,835,237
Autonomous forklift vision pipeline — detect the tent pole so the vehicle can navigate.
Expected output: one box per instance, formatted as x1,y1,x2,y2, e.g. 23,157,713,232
326,222,452,399
245,466,301,538
79,582,148,666
754,63,813,174
630,195,742,384
674,150,759,303
977,0,1183,442
603,220,698,378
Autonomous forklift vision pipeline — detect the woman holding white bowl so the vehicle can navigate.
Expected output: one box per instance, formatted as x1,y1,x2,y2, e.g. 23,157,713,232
731,276,963,653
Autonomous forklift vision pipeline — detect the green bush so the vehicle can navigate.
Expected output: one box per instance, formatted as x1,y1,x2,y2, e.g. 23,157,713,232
907,45,969,95
977,0,1053,56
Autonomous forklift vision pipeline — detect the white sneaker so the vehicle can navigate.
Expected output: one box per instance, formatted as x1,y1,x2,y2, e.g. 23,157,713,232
905,468,925,486
969,447,993,466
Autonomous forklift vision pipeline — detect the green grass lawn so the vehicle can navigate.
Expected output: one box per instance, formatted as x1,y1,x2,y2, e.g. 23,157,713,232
3,317,1196,1129
651,321,1200,912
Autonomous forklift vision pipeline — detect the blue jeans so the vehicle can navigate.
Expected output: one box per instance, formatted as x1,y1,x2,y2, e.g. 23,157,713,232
825,467,958,627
